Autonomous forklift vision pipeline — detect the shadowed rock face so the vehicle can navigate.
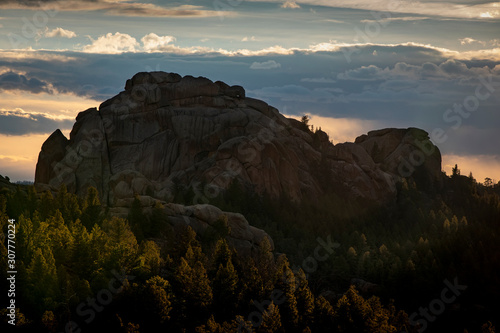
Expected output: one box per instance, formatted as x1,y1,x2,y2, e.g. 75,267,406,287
35,71,442,216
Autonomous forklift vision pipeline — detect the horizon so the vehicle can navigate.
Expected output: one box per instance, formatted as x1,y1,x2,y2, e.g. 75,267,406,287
1,0,499,183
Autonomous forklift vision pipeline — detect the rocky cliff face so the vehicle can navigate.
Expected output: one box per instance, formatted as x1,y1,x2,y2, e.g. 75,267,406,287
35,71,442,244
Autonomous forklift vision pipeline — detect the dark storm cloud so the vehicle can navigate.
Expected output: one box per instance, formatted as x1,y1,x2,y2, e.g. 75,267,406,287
0,71,53,94
0,110,74,135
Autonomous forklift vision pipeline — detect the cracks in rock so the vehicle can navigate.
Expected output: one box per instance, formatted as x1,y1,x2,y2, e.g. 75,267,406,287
97,110,113,207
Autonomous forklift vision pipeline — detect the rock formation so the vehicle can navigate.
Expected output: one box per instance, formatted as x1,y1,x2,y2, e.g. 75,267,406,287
34,71,443,252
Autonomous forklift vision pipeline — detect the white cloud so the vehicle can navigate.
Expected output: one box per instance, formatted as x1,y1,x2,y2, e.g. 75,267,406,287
141,33,176,52
45,27,77,39
281,1,300,9
83,32,139,54
480,12,494,18
71,33,500,61
322,19,345,24
250,60,282,70
360,16,429,24
459,37,486,46
242,36,256,42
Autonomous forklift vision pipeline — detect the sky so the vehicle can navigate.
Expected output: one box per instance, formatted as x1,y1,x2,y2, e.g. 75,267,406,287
0,0,499,183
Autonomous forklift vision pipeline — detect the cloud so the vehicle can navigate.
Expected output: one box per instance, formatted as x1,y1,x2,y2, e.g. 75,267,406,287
247,0,500,19
249,84,343,104
337,59,499,82
141,33,176,52
0,71,54,94
281,1,300,9
44,27,77,39
81,32,216,55
250,60,281,70
480,12,494,18
322,19,345,24
83,32,139,54
337,65,382,81
0,1,225,17
0,108,74,135
242,36,257,42
301,77,336,83
459,37,486,46
105,4,225,17
360,16,430,24
26,29,499,61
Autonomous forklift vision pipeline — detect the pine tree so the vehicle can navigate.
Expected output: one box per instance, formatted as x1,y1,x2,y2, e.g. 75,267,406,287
335,285,369,332
175,257,213,326
212,259,239,320
81,186,102,230
26,185,38,218
41,310,57,332
258,302,283,333
47,210,73,265
56,184,81,222
274,256,298,330
192,260,213,310
16,214,34,263
213,238,232,269
134,240,163,277
313,296,335,331
102,216,138,270
27,248,59,313
195,315,223,333
295,269,315,329
240,261,264,312
175,225,203,260
143,276,173,324
38,191,56,220
256,238,275,293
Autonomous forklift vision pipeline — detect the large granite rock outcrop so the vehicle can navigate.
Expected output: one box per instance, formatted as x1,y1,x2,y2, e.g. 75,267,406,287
34,71,442,232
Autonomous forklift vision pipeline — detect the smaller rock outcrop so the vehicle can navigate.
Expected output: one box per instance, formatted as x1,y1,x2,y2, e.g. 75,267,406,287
109,202,274,257
163,203,273,257
34,129,69,193
355,127,442,192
